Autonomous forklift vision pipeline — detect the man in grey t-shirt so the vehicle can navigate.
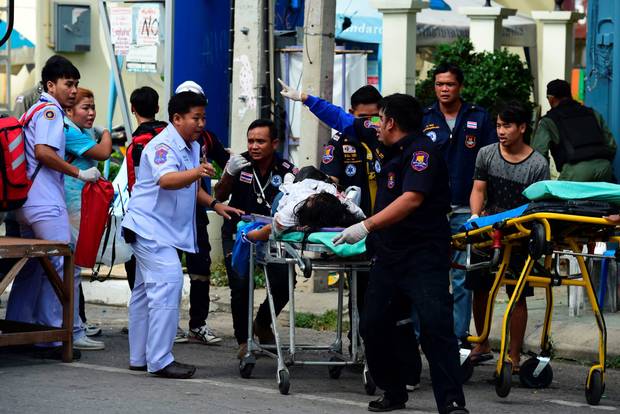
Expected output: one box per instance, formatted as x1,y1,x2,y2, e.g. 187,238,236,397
468,101,549,371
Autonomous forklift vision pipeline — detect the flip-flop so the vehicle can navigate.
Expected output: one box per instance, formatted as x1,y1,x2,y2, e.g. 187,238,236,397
470,352,494,365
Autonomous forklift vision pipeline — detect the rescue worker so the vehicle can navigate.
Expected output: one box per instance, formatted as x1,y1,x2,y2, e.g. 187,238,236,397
333,94,467,414
174,80,230,345
214,119,296,359
278,79,422,390
469,100,549,373
121,91,242,378
6,55,101,360
319,84,381,356
421,63,497,345
532,79,616,182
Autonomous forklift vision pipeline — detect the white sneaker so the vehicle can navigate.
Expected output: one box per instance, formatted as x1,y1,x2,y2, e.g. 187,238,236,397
74,336,105,351
174,326,189,344
406,383,420,392
189,324,222,345
84,323,102,337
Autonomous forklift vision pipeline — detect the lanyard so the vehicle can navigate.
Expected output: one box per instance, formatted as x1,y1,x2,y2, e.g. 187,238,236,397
252,167,272,208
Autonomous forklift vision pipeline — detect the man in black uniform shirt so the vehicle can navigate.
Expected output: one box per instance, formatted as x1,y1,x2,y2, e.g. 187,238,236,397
333,94,467,413
215,119,296,359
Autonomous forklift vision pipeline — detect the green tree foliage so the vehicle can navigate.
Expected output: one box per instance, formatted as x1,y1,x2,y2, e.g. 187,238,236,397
416,38,534,116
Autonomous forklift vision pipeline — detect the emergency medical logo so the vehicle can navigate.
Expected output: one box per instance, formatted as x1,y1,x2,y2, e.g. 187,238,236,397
426,131,437,142
374,160,381,173
240,171,253,184
387,172,396,189
345,164,357,177
363,116,381,129
466,121,478,129
411,151,429,172
323,145,335,164
44,109,56,120
465,135,477,149
271,174,283,187
343,145,356,154
154,145,169,165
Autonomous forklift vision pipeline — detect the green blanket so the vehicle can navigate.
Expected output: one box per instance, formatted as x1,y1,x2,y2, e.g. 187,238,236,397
279,231,366,257
523,180,620,205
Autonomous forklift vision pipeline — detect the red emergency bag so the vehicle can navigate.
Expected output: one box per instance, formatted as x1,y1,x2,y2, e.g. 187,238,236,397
0,103,55,211
126,123,166,193
74,179,115,268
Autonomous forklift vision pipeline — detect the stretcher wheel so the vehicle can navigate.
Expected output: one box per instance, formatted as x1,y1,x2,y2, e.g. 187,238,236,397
278,369,290,395
302,258,313,278
239,360,254,379
495,361,512,398
328,356,344,379
519,357,553,388
585,369,604,405
364,369,376,395
528,222,546,260
461,357,474,384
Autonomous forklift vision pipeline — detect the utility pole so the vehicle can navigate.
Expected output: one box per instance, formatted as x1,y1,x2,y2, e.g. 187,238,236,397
298,0,336,167
229,0,266,153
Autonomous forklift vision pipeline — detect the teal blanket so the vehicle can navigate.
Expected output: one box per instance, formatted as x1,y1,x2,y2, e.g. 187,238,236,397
279,231,366,257
523,180,620,205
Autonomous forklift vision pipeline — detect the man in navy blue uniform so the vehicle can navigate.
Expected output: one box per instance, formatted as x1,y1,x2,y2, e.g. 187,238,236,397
333,94,467,413
421,64,497,347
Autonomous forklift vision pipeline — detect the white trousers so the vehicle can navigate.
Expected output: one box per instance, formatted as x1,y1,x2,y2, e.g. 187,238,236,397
128,235,183,372
7,205,72,346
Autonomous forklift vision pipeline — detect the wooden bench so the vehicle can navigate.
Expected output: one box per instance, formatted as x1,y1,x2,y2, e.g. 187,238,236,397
0,237,73,362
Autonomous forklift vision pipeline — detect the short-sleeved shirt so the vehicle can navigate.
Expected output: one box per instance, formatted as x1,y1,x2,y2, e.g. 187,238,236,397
64,117,97,213
421,100,497,207
222,152,296,238
473,143,550,215
122,124,200,252
368,133,452,258
22,92,67,208
320,131,378,216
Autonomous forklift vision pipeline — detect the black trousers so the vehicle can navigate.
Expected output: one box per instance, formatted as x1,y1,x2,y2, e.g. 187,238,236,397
222,225,291,345
362,243,465,413
186,209,213,330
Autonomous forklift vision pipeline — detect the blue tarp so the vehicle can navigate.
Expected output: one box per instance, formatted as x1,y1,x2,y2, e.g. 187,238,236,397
0,20,34,50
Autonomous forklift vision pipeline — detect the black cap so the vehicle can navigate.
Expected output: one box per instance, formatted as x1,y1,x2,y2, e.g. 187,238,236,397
546,79,571,99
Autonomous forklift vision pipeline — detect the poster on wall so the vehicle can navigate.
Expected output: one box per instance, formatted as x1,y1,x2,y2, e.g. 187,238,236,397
126,45,158,73
110,6,131,56
136,6,160,46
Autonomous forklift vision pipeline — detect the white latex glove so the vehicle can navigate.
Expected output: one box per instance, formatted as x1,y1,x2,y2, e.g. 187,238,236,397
468,214,479,222
77,166,102,183
277,78,302,102
332,221,369,245
225,154,251,176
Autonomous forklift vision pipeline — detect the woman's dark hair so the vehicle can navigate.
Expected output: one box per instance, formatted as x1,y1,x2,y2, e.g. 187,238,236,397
293,166,333,184
294,192,360,229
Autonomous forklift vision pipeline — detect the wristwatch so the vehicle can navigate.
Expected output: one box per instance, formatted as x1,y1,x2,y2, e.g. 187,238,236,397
209,199,220,209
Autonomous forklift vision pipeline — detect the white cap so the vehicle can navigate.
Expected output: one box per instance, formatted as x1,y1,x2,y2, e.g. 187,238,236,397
175,80,204,96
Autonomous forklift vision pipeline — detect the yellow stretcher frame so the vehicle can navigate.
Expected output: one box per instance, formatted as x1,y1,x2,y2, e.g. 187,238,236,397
452,212,616,406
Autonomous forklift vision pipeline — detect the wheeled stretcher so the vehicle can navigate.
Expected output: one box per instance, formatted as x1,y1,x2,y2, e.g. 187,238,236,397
237,214,374,395
452,200,619,405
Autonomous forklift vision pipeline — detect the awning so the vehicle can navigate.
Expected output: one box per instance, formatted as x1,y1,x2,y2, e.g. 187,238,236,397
0,20,35,74
336,0,536,48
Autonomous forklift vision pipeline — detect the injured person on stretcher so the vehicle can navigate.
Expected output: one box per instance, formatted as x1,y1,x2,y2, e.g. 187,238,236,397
244,166,366,241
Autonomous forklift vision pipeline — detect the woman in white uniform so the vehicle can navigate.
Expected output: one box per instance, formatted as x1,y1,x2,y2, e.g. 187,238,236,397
121,91,242,378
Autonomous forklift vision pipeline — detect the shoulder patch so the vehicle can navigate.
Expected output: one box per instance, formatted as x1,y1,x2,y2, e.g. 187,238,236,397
411,151,429,172
43,109,56,120
271,174,283,187
322,145,335,164
363,116,381,129
154,144,169,165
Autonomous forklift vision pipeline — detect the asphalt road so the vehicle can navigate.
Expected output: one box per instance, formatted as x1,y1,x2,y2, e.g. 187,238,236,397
0,306,618,414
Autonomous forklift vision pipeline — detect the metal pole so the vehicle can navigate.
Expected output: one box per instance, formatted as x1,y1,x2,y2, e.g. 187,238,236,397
98,0,133,143
163,0,173,105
